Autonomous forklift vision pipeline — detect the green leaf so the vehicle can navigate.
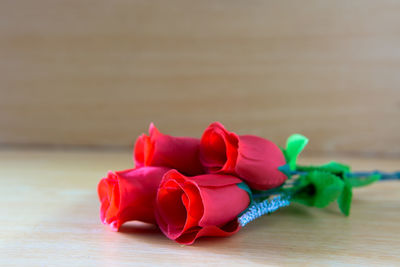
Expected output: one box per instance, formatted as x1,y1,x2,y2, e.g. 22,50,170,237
338,178,352,216
297,161,350,177
348,174,381,188
285,134,309,170
320,161,351,174
293,171,344,208
312,172,344,208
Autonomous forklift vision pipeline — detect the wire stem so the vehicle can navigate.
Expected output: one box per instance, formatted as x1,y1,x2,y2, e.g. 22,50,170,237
289,170,400,181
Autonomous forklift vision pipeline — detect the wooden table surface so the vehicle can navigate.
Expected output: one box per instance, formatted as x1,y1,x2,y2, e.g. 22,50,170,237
1,149,399,266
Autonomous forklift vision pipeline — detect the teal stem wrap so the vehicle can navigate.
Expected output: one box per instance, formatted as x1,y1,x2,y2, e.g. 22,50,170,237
348,170,400,180
289,170,400,181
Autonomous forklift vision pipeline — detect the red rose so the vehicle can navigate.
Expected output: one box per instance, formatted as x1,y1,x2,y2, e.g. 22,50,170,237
155,170,250,244
200,122,287,190
134,123,204,175
97,166,170,231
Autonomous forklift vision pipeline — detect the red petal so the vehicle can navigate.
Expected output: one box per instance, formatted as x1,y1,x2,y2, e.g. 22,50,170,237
236,135,287,190
175,220,241,245
200,122,239,173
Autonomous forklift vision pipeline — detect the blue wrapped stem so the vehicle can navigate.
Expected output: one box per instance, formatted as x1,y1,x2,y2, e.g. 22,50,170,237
238,194,291,227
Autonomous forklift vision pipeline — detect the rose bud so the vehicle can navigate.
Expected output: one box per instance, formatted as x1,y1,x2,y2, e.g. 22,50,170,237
97,166,170,231
134,123,204,175
155,170,250,245
200,122,287,190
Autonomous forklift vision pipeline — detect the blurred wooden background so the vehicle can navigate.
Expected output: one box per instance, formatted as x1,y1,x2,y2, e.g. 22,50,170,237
1,0,399,156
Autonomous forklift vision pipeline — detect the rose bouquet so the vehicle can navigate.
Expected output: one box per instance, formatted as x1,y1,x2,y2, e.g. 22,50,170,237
97,122,399,244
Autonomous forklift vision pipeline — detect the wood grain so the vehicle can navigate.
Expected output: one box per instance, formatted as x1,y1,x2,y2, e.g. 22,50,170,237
1,0,400,156
0,149,399,266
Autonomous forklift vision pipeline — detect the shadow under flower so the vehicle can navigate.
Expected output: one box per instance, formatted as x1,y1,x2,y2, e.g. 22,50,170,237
118,221,161,235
